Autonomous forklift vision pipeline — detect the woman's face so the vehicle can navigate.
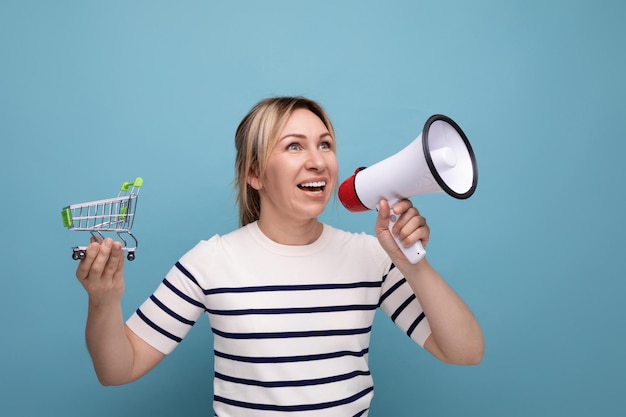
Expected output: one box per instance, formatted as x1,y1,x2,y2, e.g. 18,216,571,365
249,108,338,225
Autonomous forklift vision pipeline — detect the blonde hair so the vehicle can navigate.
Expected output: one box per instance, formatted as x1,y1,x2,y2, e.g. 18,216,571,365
235,96,336,226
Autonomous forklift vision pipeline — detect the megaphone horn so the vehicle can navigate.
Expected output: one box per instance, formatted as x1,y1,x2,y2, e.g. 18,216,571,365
338,114,478,264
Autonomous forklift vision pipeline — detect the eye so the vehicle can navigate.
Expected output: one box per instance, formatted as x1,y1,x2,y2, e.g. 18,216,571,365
287,143,301,151
319,141,333,150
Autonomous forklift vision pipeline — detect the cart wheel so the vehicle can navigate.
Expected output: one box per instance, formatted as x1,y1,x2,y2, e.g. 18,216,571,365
72,250,86,260
127,252,135,261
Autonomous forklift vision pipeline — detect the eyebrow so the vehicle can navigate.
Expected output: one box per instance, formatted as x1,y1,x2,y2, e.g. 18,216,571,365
279,132,333,142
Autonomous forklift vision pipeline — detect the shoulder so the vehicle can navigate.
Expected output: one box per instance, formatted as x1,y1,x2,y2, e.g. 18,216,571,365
177,225,252,264
322,224,389,264
172,225,253,280
323,223,378,246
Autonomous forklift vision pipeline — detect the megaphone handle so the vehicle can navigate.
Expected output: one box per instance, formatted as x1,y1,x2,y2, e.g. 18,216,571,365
386,199,426,264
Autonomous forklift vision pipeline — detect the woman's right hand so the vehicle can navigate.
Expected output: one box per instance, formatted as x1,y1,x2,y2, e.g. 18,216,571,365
76,237,126,305
75,236,163,386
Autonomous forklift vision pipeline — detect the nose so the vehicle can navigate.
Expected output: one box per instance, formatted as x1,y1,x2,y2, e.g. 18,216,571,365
305,148,327,171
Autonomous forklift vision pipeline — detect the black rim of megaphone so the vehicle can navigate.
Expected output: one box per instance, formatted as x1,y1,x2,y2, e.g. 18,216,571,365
422,114,478,199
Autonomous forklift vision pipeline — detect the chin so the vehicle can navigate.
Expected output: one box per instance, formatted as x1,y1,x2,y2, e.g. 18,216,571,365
301,205,328,220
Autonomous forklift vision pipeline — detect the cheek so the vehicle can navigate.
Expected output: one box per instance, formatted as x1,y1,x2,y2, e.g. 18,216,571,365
263,160,296,190
328,156,339,183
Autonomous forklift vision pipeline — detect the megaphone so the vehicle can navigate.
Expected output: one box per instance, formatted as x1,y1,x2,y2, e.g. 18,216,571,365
338,114,477,264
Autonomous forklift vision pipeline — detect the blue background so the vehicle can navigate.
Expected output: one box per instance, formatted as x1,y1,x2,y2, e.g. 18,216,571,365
1,1,625,416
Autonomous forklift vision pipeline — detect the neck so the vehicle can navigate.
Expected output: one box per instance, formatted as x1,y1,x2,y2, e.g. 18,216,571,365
256,217,323,245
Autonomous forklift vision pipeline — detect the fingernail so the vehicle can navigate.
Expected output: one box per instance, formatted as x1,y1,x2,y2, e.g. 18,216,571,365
104,239,112,247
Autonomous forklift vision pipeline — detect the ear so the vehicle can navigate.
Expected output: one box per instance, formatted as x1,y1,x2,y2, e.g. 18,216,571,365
247,167,262,191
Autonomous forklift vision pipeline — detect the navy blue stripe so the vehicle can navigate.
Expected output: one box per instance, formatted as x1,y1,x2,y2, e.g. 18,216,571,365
214,348,369,364
212,326,372,340
150,295,195,326
407,312,426,337
206,303,377,316
204,281,380,295
215,369,370,388
381,263,396,283
378,277,406,306
162,278,206,309
175,261,202,288
136,309,182,343
214,386,373,412
391,294,416,321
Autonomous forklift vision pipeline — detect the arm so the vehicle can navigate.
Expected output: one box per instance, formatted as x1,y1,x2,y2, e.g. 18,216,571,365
375,199,484,366
76,238,165,385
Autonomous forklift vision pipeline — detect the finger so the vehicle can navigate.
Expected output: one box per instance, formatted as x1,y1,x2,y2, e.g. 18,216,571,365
113,244,126,280
391,205,428,242
76,241,102,280
388,199,415,216
396,215,430,248
90,235,103,244
389,205,420,235
86,238,115,279
102,241,124,281
375,199,392,234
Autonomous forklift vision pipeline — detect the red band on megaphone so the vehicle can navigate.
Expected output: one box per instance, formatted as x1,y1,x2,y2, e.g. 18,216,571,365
338,167,370,212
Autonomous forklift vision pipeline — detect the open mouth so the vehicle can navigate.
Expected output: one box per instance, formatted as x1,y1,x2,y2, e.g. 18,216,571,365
297,181,326,193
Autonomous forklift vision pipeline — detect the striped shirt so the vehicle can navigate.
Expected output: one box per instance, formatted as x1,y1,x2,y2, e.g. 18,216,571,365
126,222,431,416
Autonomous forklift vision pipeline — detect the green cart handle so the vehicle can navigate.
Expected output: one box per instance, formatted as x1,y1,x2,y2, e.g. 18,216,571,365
120,177,144,192
61,207,73,228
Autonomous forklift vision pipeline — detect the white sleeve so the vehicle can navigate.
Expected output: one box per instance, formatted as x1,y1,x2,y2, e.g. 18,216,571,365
378,262,432,347
126,238,217,354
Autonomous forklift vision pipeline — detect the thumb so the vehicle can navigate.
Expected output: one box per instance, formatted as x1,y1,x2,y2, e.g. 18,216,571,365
375,199,406,261
375,199,391,234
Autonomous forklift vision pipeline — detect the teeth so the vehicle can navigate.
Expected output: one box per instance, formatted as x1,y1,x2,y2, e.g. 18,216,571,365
299,181,326,188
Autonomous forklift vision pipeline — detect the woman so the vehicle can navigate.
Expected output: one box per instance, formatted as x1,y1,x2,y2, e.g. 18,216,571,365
76,96,483,416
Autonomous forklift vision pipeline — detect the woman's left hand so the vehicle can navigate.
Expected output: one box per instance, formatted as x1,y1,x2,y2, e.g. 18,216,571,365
374,199,429,264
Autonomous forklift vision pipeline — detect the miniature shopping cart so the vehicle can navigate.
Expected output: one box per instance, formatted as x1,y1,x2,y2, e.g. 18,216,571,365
61,177,144,261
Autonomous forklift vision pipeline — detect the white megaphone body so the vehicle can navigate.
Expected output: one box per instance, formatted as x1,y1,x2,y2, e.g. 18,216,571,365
338,114,477,264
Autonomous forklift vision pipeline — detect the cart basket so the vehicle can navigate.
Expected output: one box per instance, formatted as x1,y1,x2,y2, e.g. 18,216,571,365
62,177,143,261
